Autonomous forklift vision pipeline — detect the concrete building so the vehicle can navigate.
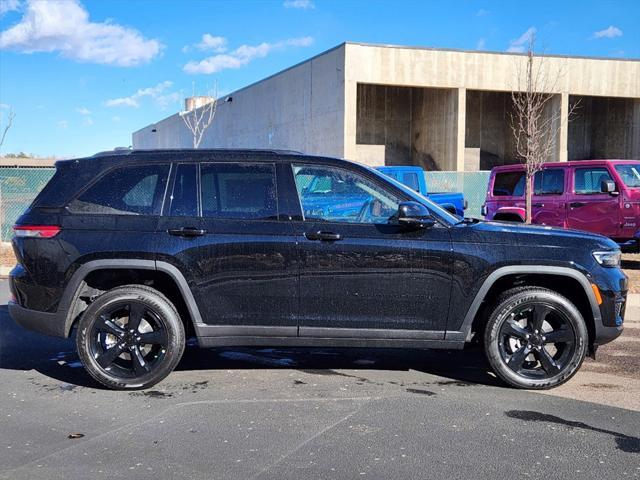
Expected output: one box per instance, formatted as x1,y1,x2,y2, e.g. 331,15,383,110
133,42,640,171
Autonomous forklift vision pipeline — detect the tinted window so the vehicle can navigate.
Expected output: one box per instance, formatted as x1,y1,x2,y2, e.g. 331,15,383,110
534,169,564,195
403,172,420,192
492,172,525,197
574,167,612,194
201,163,277,220
169,164,198,217
293,164,401,224
68,164,169,215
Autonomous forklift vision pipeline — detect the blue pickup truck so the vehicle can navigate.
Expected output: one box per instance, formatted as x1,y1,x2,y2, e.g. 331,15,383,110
376,166,466,216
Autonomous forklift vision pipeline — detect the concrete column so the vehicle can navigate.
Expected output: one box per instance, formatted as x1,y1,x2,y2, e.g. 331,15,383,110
456,87,467,171
559,92,569,161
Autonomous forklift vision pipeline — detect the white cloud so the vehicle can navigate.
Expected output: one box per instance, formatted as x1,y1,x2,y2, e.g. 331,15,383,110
105,81,177,109
0,0,20,16
76,106,91,115
476,38,486,50
476,8,489,16
184,36,314,74
592,25,623,39
82,116,94,126
183,34,227,53
0,0,162,66
57,120,68,129
283,0,315,9
111,116,121,123
507,26,536,53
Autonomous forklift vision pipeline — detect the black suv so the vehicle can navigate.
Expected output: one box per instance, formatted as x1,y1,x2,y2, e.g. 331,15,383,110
8,149,626,390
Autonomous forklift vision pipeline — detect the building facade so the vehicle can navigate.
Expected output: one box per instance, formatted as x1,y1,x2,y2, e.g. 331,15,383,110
133,42,640,171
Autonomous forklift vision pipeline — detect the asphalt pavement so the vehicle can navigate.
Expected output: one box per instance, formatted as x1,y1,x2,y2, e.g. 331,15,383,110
0,280,638,479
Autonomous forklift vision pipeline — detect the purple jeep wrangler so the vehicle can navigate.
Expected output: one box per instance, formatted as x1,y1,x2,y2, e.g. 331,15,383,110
482,160,640,250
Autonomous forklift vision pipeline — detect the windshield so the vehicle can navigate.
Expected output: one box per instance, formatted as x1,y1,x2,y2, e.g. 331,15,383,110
367,166,460,225
615,163,640,188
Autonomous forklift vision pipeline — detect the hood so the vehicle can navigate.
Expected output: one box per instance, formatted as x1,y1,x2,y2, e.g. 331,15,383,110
464,220,619,250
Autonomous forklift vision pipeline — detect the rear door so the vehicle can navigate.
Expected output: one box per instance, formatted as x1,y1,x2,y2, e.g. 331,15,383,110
532,168,567,227
156,160,299,336
566,165,620,237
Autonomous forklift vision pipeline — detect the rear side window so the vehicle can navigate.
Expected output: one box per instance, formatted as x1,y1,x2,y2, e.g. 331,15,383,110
574,167,612,195
403,172,420,192
534,169,565,195
492,172,525,197
201,163,277,220
68,164,169,215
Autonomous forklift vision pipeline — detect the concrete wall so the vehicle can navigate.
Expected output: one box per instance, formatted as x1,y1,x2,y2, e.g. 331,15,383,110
569,96,640,160
133,45,346,158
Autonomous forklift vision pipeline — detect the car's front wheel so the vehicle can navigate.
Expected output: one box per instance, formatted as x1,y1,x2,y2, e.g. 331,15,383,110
484,287,588,389
76,285,185,390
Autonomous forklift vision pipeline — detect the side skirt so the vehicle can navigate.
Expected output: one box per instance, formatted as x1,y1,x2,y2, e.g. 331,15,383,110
197,336,465,349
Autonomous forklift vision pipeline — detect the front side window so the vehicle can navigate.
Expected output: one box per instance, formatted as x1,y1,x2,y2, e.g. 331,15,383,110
614,163,640,188
574,167,613,195
534,169,565,195
293,164,401,224
201,163,277,220
492,172,525,197
68,164,169,215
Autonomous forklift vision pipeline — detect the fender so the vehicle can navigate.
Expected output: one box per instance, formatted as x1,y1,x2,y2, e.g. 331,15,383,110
59,259,204,337
492,206,525,221
444,265,602,342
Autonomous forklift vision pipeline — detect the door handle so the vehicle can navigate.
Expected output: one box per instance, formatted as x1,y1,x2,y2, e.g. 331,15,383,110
569,202,586,208
167,227,206,237
532,203,544,208
305,231,342,241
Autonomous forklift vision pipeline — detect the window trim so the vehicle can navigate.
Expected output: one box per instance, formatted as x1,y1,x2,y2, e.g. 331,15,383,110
66,162,171,216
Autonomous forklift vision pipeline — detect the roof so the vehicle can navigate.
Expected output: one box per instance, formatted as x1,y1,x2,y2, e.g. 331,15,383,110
491,159,640,172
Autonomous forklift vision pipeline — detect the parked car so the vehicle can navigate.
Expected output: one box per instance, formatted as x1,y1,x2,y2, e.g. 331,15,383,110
376,166,466,216
483,160,640,250
9,149,626,390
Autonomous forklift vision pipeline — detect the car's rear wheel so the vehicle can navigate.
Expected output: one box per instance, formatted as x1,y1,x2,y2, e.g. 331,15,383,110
76,285,185,390
484,287,588,389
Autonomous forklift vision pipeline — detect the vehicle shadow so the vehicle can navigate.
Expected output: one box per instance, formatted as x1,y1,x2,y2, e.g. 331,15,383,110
0,304,502,389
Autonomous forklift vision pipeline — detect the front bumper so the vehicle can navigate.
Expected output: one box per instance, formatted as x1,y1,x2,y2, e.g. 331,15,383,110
8,301,66,338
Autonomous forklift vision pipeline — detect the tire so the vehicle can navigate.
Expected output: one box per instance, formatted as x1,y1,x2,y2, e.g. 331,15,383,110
76,284,185,390
484,287,588,389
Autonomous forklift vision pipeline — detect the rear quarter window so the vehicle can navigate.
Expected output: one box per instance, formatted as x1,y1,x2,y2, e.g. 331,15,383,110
67,164,170,215
492,171,525,197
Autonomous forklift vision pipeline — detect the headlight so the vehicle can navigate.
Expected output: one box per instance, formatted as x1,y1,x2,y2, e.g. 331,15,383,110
592,250,621,268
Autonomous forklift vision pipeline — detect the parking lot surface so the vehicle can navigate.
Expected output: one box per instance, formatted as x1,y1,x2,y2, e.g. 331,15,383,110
0,281,638,479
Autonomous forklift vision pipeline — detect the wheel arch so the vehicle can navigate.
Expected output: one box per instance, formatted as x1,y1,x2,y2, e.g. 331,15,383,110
61,260,203,337
447,266,601,345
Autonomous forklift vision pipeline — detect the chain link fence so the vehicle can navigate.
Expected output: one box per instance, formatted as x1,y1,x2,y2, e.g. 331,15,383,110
425,171,490,218
0,167,55,241
0,167,491,242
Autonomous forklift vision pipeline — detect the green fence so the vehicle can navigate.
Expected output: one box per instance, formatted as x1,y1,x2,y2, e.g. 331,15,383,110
0,167,491,241
0,167,55,241
425,171,490,218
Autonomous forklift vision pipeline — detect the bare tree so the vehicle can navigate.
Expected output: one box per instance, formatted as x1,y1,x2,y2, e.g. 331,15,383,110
179,85,217,149
509,38,575,223
0,106,16,151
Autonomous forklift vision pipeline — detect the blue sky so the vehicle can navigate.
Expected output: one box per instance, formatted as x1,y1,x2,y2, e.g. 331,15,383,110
0,0,638,158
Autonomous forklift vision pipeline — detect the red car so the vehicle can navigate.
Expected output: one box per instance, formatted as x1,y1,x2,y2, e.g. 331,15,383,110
482,160,640,249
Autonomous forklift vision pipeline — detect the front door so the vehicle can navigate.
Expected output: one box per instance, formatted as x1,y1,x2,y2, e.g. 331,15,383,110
566,165,620,237
287,162,453,338
156,161,298,337
531,168,567,227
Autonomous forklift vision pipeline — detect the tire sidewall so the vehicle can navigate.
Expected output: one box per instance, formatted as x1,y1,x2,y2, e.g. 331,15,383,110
485,289,588,389
76,287,185,390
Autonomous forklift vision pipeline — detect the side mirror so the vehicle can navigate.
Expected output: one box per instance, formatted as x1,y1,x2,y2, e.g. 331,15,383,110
397,201,436,229
601,179,618,195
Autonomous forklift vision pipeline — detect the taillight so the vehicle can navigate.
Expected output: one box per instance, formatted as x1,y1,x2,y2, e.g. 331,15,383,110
13,225,61,238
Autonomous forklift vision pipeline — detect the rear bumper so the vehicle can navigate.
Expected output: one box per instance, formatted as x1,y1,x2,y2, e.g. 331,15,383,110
8,301,66,338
